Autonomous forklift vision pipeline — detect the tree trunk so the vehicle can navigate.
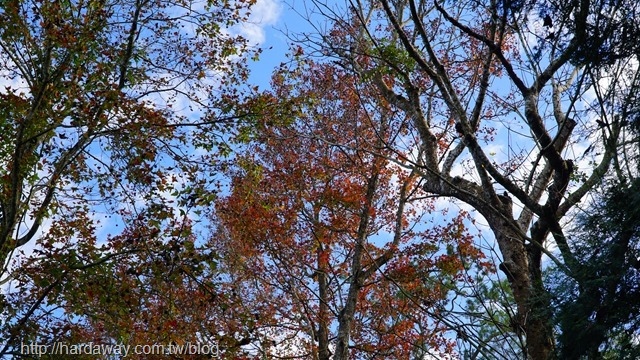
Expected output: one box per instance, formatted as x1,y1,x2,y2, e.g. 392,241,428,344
486,213,555,360
317,248,331,360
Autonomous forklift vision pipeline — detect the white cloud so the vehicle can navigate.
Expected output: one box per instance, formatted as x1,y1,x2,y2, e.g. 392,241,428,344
237,0,282,45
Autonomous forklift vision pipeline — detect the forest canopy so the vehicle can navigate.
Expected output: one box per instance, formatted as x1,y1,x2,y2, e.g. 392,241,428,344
1,0,639,359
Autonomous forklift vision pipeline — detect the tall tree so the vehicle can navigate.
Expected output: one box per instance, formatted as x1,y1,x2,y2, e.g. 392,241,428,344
549,180,640,359
292,0,640,358
548,114,640,359
210,59,490,359
0,0,258,353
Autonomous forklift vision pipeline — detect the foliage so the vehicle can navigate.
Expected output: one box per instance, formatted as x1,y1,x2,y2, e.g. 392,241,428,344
284,0,640,358
1,0,639,358
209,59,491,359
0,0,259,355
547,178,640,359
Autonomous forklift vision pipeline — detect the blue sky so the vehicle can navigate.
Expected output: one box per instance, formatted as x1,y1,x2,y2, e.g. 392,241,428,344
0,0,293,281
244,0,297,88
244,0,349,88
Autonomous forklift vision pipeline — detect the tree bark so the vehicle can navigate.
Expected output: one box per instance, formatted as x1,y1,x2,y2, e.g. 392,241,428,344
333,168,379,360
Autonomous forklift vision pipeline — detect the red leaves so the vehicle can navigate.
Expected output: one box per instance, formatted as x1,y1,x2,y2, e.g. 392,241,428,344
202,58,493,358
0,0,264,355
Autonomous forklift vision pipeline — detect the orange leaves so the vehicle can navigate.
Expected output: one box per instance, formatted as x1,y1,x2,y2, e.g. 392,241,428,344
317,248,331,267
203,56,495,358
208,59,416,356
0,0,265,356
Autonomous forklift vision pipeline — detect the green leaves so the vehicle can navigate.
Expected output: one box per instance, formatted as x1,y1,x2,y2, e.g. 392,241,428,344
0,0,262,354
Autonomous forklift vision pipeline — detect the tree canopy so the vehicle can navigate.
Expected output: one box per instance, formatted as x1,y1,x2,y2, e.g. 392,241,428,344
1,0,639,358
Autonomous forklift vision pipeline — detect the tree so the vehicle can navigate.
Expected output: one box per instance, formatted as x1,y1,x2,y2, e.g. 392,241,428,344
2,213,265,359
456,278,525,359
288,0,640,358
549,180,640,359
548,117,640,359
210,58,490,359
0,0,258,353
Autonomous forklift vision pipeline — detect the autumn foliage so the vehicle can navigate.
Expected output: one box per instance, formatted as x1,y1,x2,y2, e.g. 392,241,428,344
3,0,637,358
210,59,491,358
0,0,259,356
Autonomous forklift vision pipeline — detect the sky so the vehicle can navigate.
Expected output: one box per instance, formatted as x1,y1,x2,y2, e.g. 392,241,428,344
0,0,292,283
4,0,631,357
243,0,298,88
0,0,587,293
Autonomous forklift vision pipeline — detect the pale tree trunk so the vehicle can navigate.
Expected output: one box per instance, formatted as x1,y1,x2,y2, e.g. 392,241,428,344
332,148,412,359
317,245,331,360
333,168,379,360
